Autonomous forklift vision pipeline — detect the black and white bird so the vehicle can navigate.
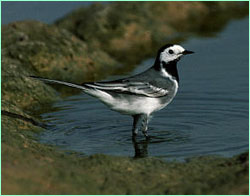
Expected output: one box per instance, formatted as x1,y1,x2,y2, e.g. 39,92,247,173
31,44,194,139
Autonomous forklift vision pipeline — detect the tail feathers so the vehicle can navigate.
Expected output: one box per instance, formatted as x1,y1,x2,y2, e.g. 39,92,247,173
29,76,86,90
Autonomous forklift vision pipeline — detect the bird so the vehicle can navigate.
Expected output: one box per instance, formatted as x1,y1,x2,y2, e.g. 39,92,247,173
31,44,194,139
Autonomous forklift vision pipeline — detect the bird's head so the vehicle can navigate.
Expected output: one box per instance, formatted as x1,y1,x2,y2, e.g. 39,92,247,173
157,44,194,64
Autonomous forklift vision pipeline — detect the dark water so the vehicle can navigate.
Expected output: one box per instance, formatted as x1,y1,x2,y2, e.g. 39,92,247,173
40,17,249,160
2,2,92,25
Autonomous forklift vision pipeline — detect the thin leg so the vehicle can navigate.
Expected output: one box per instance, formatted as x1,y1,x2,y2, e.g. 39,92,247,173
141,114,150,139
132,114,141,138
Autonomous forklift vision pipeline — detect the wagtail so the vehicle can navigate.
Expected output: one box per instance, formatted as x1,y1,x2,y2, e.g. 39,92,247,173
31,44,194,139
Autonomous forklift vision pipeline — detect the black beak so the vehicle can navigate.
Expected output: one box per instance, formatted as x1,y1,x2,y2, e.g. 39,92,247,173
182,50,194,55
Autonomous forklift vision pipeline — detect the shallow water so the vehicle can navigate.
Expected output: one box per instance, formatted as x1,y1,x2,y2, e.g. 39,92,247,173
40,17,249,160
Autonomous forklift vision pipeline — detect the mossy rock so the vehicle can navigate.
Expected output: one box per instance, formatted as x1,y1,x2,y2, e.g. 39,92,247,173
2,21,119,84
2,20,121,111
56,1,248,66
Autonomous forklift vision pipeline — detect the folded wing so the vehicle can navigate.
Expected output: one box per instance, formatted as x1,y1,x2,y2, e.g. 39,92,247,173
83,81,168,98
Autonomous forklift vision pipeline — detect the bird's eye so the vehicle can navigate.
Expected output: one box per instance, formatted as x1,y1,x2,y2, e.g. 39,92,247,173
168,49,174,54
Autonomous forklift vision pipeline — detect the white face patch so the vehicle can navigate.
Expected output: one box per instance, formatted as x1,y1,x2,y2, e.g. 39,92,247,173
160,45,185,64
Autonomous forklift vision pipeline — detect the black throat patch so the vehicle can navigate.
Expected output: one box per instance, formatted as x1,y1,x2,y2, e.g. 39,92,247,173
154,60,179,83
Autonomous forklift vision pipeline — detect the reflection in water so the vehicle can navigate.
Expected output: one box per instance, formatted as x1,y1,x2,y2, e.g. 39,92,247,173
131,130,189,159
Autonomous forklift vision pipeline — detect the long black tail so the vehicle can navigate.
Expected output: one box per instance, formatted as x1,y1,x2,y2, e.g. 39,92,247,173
29,76,86,90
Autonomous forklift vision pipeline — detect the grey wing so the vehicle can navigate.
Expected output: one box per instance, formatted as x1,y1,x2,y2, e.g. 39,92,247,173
83,81,169,98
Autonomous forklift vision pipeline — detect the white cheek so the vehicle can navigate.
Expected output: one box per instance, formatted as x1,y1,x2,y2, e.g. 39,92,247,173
160,52,174,62
160,52,183,63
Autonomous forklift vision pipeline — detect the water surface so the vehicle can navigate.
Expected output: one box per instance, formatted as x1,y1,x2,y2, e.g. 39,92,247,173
40,17,249,160
2,2,92,25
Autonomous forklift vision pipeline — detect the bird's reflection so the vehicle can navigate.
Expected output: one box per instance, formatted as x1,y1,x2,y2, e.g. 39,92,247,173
131,130,188,158
132,138,150,158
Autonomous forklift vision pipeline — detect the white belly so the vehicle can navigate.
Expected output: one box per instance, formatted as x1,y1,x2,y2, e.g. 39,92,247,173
108,96,168,115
